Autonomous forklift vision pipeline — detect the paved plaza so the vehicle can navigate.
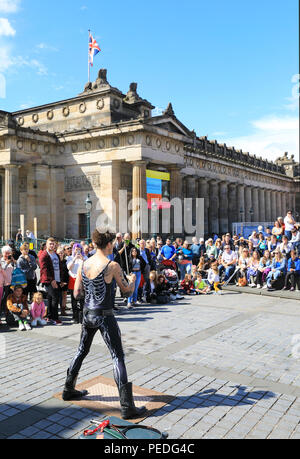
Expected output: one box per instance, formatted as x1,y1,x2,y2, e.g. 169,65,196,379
1,290,300,439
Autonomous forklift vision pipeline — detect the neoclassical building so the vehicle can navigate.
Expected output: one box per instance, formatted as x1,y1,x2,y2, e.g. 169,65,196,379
0,68,299,240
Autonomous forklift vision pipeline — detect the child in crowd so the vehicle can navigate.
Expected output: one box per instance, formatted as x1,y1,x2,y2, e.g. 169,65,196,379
194,273,210,294
156,274,172,304
207,261,223,294
180,274,194,295
30,292,47,327
6,285,31,331
145,271,158,304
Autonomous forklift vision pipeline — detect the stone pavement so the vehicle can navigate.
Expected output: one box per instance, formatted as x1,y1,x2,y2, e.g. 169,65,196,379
0,291,300,439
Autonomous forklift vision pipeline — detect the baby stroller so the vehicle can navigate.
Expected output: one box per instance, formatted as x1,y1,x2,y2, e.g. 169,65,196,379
158,260,183,299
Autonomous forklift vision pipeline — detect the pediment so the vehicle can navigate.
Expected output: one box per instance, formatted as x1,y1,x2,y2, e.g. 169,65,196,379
146,116,192,137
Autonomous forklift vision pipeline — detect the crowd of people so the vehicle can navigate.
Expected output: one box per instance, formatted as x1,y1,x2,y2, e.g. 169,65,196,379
0,209,299,330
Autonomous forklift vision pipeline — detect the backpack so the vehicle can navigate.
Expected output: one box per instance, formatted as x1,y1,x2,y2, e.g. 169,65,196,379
10,267,27,289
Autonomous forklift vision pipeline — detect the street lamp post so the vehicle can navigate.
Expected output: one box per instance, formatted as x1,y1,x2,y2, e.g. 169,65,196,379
151,200,158,239
85,194,92,243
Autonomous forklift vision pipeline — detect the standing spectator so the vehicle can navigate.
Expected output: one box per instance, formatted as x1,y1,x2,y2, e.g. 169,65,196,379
25,230,36,242
15,229,23,245
38,242,47,259
191,237,201,266
221,234,234,251
283,250,300,291
139,239,153,283
277,217,285,235
0,266,6,326
257,233,268,257
127,247,145,308
218,245,237,282
67,244,87,323
248,231,259,248
57,246,70,316
206,239,218,259
177,241,193,281
17,243,37,300
161,238,177,261
118,233,135,275
0,246,15,320
284,210,297,241
39,238,63,325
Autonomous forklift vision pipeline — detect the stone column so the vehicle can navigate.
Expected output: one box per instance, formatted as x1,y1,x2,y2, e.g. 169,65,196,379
4,164,20,241
258,188,266,222
276,191,282,219
228,183,238,234
237,184,245,222
99,160,122,233
198,177,210,236
281,192,287,218
186,175,197,229
244,186,253,222
208,180,219,235
26,164,52,238
252,187,260,222
169,166,183,238
50,167,65,239
131,161,147,240
265,190,272,223
219,181,229,233
271,191,277,222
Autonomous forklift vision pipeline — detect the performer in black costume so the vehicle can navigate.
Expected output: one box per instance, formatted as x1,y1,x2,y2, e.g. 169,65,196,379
62,228,147,420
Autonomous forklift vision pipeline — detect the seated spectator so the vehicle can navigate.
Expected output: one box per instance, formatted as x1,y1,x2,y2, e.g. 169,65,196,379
156,274,172,303
290,227,300,253
144,271,158,304
206,239,218,259
247,241,254,257
30,292,47,327
218,245,237,282
236,248,250,285
180,274,194,295
257,233,268,257
197,256,206,277
265,251,287,291
7,285,31,331
284,210,297,241
268,235,280,255
247,251,260,287
279,235,293,259
248,231,259,248
208,261,223,293
221,234,234,251
256,250,272,288
215,239,223,258
272,220,284,241
194,273,210,294
283,250,300,291
191,237,201,266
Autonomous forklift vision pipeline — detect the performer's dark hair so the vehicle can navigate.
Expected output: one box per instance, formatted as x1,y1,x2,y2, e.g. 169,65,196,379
92,228,116,249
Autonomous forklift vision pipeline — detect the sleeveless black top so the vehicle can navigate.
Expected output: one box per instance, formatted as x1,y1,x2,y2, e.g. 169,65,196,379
82,261,113,311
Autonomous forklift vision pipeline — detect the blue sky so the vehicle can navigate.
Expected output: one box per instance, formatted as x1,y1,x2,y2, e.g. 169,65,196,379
0,0,299,161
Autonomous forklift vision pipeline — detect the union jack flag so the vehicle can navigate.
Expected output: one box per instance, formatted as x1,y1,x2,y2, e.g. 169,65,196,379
89,32,101,67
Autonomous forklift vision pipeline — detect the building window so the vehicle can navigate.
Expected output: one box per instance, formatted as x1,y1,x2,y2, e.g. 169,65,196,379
78,214,87,239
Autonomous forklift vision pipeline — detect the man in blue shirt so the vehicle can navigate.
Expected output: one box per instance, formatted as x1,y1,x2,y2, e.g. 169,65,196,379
161,238,176,261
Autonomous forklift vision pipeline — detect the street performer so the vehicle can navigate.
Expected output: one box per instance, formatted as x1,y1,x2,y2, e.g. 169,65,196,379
62,228,147,420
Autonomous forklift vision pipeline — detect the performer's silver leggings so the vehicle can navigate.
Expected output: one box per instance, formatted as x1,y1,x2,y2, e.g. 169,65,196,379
68,314,128,388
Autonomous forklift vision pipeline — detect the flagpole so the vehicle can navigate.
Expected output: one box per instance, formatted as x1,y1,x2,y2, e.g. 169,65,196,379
88,29,90,83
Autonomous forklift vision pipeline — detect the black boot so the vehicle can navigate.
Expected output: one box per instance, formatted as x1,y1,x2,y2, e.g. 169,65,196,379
62,371,88,401
119,382,147,419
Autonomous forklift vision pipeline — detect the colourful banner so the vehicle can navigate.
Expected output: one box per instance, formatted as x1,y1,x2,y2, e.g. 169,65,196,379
146,170,170,181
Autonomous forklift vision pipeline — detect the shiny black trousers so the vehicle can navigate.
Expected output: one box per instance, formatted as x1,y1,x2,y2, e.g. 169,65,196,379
68,314,128,389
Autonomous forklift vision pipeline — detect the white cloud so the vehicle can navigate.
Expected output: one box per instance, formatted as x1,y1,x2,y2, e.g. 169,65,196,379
35,42,58,52
219,115,299,162
0,0,20,14
0,17,16,36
